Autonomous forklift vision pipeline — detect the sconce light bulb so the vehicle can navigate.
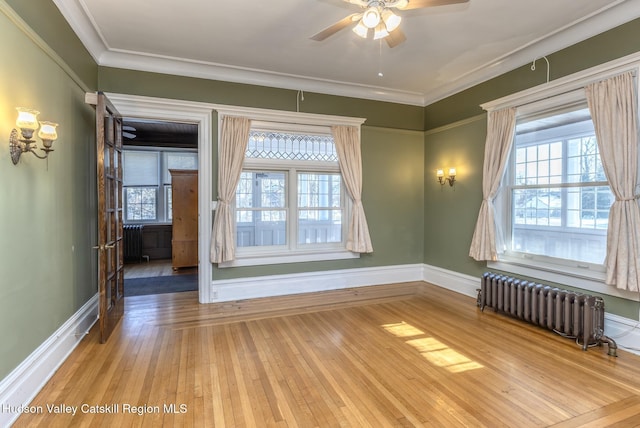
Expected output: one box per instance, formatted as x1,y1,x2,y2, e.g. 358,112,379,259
16,108,40,140
449,168,456,177
38,121,58,149
38,121,58,141
436,169,444,178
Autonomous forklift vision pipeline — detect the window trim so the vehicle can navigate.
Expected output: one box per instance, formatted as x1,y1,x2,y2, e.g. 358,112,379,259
214,106,366,268
497,94,611,282
482,56,640,297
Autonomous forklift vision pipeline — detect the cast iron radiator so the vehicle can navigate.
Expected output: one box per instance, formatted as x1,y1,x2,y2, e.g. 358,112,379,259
478,272,617,356
123,224,144,262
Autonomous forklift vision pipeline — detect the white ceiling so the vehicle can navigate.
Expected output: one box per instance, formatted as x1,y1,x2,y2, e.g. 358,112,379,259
53,0,640,106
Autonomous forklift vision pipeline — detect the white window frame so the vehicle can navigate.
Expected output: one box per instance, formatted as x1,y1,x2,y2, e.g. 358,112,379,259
481,53,640,299
500,97,611,265
214,107,366,268
237,159,349,252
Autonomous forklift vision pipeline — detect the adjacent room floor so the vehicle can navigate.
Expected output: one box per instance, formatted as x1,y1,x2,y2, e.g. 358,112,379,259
124,259,197,279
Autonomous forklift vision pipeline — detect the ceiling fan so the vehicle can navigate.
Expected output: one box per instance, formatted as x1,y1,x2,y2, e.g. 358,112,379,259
123,124,136,140
311,0,469,48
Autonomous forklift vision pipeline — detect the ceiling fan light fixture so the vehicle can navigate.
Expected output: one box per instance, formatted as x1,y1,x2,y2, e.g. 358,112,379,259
382,9,401,32
362,7,381,28
373,22,389,40
352,20,369,38
395,0,409,9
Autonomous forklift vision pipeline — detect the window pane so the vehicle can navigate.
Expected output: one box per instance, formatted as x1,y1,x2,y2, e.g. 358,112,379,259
513,188,561,227
237,172,254,209
235,171,287,248
566,136,603,183
297,173,342,245
125,187,157,221
298,173,341,208
298,209,342,244
164,152,198,183
123,151,159,186
246,130,338,162
510,106,611,265
259,173,286,208
165,185,173,221
236,210,287,248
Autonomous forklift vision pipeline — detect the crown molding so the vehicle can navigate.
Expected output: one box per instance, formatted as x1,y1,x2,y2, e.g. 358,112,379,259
100,48,427,105
53,0,640,107
50,0,106,64
422,0,640,106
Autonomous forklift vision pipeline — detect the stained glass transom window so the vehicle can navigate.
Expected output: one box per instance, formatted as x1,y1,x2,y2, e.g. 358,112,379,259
246,130,338,162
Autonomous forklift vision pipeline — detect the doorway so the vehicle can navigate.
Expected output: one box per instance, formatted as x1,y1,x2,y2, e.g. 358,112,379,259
121,118,199,296
106,93,214,304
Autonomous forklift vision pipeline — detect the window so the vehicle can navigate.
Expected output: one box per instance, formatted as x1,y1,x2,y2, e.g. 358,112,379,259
123,151,159,221
227,125,353,265
498,100,614,273
123,149,197,223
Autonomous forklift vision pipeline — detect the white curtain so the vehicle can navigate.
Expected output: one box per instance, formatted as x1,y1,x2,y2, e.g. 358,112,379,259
332,125,373,253
469,107,517,261
586,72,640,292
210,116,251,263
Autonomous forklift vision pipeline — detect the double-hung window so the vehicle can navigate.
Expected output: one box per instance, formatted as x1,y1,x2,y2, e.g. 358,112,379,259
225,122,354,266
495,96,614,279
123,148,197,223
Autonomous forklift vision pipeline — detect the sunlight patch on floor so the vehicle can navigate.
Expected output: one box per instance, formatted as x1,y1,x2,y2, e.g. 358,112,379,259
382,321,426,337
382,322,483,373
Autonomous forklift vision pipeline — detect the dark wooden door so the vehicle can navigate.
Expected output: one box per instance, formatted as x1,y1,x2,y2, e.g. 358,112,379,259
95,92,124,343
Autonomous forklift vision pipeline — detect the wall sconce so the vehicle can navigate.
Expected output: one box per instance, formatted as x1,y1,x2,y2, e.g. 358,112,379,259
9,107,58,165
437,168,456,187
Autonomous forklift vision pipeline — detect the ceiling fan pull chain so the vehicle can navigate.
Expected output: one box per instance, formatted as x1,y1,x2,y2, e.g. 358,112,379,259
378,39,384,77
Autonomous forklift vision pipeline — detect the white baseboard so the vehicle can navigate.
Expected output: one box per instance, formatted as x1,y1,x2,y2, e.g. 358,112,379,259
422,264,480,299
0,293,99,427
211,263,425,302
604,313,640,356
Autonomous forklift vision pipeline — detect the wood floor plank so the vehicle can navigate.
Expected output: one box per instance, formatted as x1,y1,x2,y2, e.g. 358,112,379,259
13,282,640,427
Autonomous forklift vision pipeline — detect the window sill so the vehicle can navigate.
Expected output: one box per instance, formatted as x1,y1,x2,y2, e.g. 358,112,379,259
218,249,359,268
487,256,637,300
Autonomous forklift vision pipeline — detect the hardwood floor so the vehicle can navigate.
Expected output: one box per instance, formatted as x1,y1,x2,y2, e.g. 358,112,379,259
13,282,640,427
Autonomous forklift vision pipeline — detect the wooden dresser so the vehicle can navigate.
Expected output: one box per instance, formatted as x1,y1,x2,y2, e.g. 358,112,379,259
170,169,198,269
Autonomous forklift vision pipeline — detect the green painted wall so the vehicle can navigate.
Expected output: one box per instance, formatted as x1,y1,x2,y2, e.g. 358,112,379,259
97,68,426,279
0,2,97,379
98,67,424,131
423,18,640,319
4,0,97,90
424,116,487,277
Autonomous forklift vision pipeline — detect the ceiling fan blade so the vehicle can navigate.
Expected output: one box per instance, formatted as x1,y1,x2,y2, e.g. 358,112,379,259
343,0,368,6
310,13,361,41
398,0,469,10
385,28,407,48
